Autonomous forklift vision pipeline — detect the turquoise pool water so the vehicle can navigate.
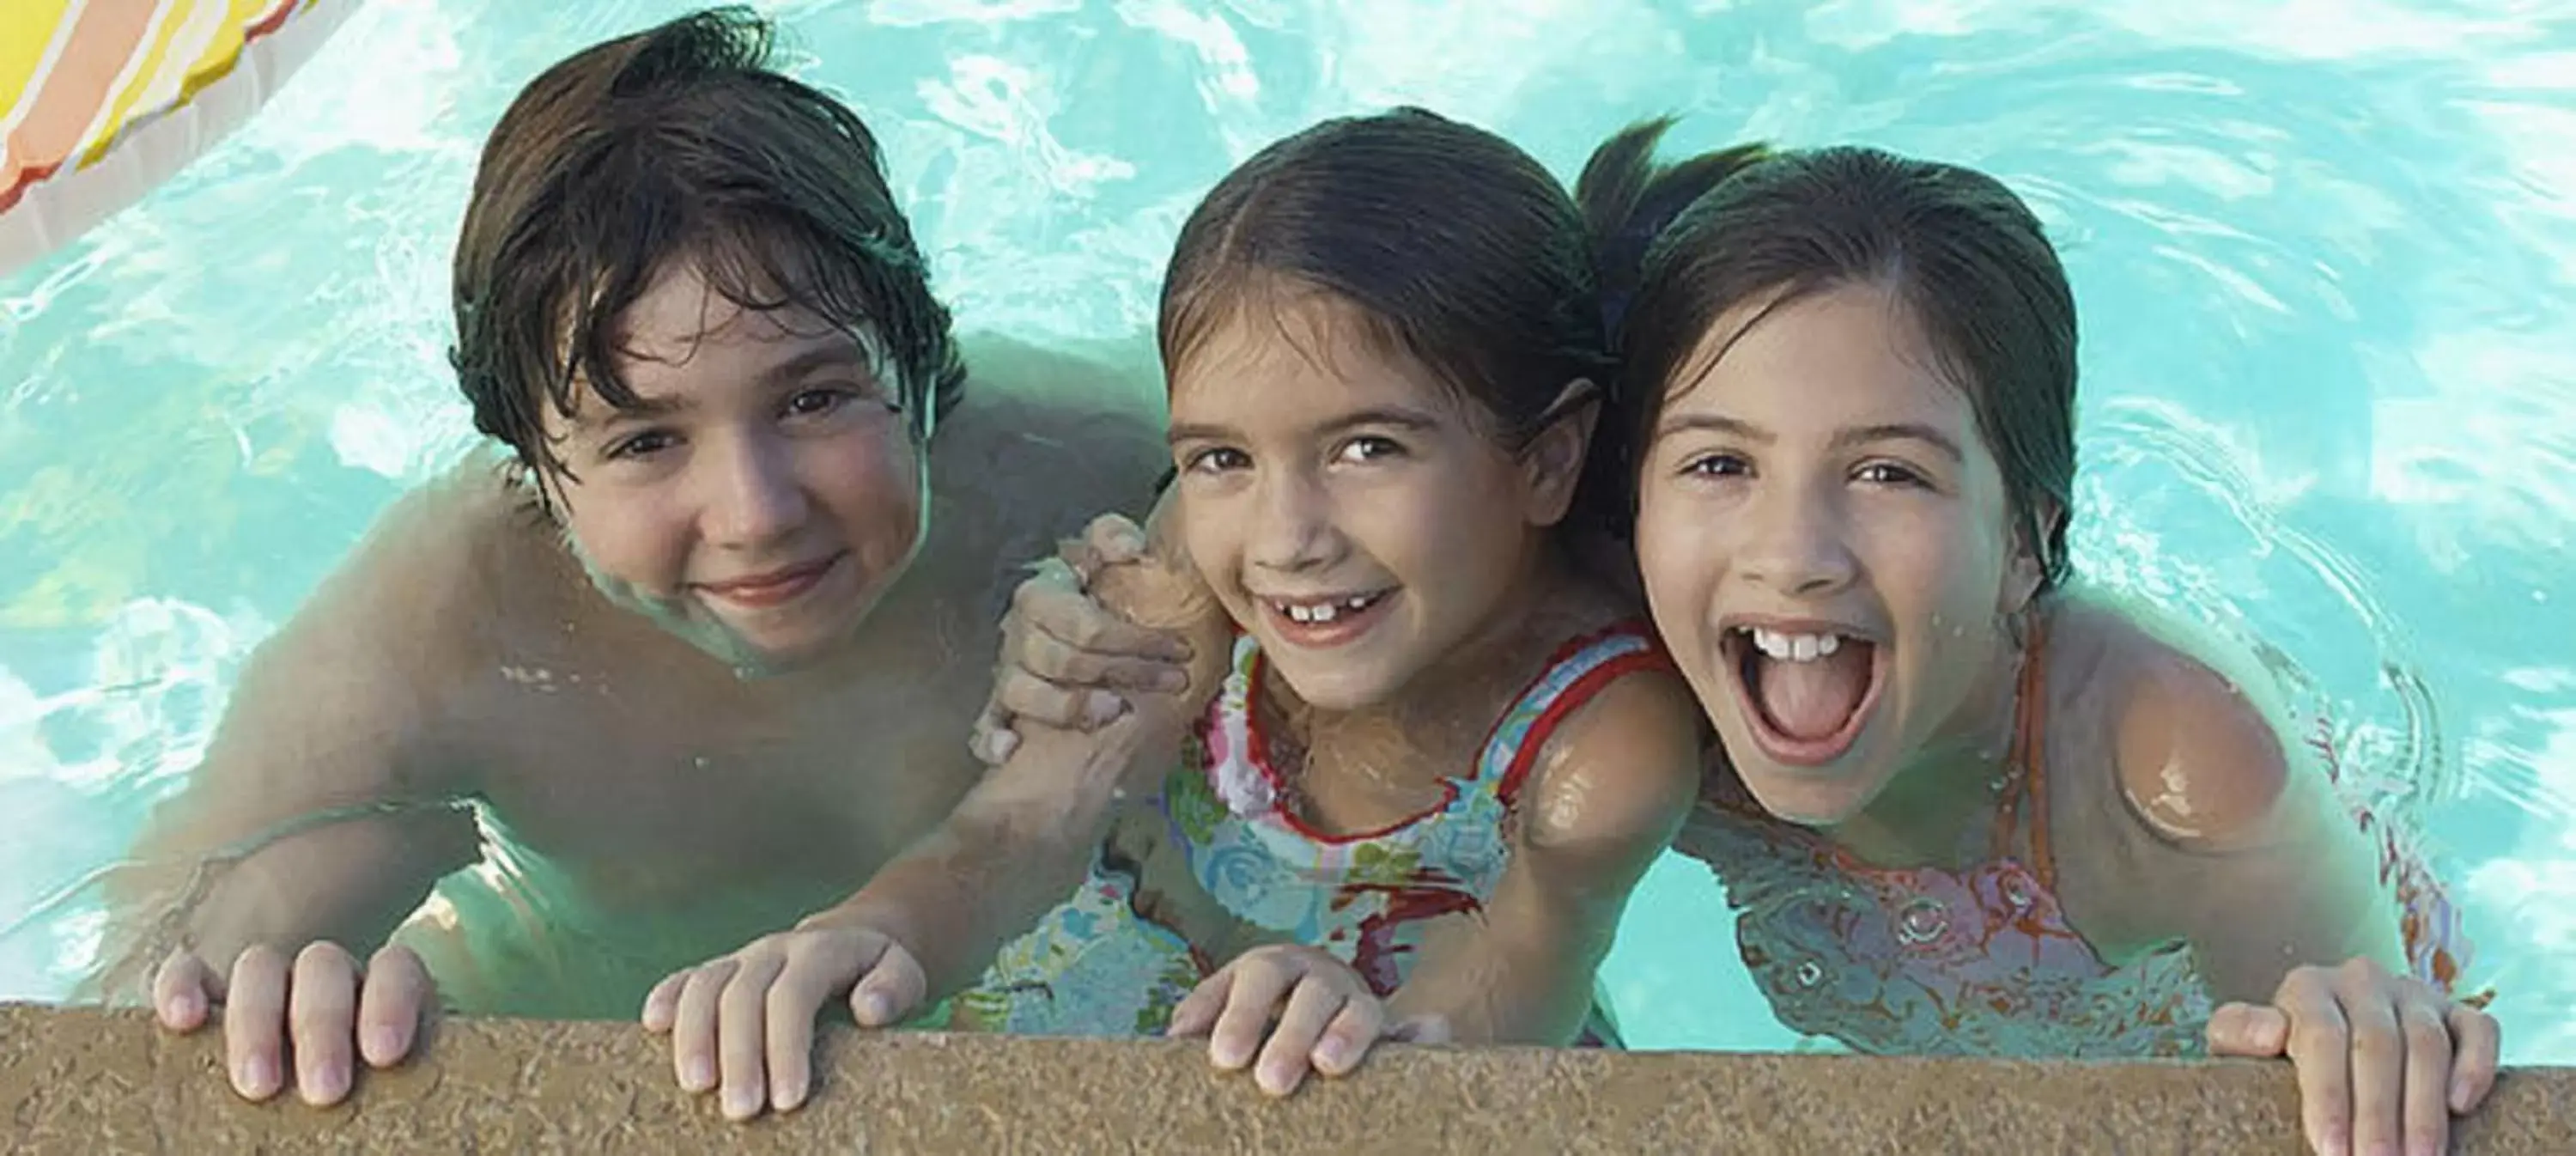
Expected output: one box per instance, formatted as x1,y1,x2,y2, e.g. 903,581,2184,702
3,0,2571,1062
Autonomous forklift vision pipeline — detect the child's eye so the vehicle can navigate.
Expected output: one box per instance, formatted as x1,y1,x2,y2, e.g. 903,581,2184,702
1335,435,1403,464
1854,460,1927,487
1185,446,1250,474
785,384,886,419
607,429,677,459
1680,452,1749,478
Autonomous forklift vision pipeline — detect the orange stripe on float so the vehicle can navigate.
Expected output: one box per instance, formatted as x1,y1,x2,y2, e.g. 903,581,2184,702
0,0,161,214
83,0,199,167
246,0,308,40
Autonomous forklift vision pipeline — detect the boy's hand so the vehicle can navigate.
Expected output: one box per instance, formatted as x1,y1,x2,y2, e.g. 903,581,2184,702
1167,944,1447,1097
2206,957,2500,1156
641,919,926,1121
969,513,1190,765
153,941,432,1106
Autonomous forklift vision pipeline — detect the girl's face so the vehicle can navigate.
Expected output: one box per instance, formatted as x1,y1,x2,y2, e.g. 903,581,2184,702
1633,280,2041,825
543,260,927,676
1166,289,1586,711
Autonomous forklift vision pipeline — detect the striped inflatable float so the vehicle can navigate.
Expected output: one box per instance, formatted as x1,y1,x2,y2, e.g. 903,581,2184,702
2,0,351,279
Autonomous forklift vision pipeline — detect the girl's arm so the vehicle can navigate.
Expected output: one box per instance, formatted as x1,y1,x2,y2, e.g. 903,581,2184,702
2106,642,2497,1156
1165,666,1704,1097
2105,646,2397,998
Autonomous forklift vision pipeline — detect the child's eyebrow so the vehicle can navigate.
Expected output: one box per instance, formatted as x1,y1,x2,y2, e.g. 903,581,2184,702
1651,413,1965,464
1832,422,1965,463
563,391,685,433
1315,405,1441,436
563,340,874,433
1653,412,1768,443
1166,421,1236,447
1166,406,1442,447
759,342,871,386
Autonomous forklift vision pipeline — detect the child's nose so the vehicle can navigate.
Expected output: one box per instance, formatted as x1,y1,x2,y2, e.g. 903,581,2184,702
701,436,809,549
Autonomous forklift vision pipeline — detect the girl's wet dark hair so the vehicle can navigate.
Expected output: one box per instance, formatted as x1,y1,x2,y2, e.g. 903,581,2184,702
1586,123,2079,592
1576,118,1771,342
449,6,963,493
1157,107,1664,539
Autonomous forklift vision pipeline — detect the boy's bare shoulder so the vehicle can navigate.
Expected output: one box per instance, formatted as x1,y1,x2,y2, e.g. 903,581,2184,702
922,331,1169,564
941,331,1165,475
310,454,556,675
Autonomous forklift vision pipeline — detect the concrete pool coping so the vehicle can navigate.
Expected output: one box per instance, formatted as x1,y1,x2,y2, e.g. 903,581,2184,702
3,1002,2570,1153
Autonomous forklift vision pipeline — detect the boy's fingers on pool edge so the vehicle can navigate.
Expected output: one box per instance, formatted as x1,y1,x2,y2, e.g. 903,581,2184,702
357,946,430,1068
288,943,360,1107
717,954,788,1121
671,961,734,1092
641,970,688,1033
763,953,843,1112
153,949,217,1031
223,946,290,1102
849,946,925,1028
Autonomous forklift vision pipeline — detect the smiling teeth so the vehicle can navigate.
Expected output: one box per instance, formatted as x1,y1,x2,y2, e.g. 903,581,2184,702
1748,628,1844,661
1280,594,1381,624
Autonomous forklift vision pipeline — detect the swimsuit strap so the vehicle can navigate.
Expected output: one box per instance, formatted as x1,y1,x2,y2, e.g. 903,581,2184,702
1482,620,1672,805
1990,611,2057,891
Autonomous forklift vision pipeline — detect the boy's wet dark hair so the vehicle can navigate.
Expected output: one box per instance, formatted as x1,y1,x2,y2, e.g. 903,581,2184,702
1157,107,1757,539
449,6,963,494
1587,122,2079,591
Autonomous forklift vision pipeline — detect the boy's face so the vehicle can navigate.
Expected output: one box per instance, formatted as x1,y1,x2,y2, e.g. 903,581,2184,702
539,260,928,675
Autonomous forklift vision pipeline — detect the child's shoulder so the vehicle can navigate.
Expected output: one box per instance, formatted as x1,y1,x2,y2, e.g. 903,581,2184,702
922,330,1170,561
318,453,527,642
941,329,1166,477
2044,593,2299,851
1508,601,1705,849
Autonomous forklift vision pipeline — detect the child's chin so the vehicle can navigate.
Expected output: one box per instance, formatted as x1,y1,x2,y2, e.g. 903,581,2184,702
1731,751,1877,825
1747,788,1863,828
1273,661,1400,714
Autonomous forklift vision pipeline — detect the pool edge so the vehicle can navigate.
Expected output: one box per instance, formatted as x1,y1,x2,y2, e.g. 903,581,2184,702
4,1002,2571,1153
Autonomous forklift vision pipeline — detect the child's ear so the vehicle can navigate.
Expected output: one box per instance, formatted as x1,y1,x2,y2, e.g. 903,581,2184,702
1523,378,1601,526
2005,551,2044,613
2000,498,2061,613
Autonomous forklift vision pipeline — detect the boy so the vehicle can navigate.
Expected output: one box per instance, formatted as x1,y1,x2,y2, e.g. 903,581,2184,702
88,6,1169,1109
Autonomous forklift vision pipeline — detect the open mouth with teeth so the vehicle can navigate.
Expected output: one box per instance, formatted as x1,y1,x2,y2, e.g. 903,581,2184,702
1723,624,1886,765
1261,588,1397,648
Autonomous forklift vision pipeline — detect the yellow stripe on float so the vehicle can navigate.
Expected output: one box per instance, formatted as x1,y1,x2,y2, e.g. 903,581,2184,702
0,1,81,138
167,0,289,113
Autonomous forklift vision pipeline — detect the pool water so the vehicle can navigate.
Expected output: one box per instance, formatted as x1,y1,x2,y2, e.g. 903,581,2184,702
3,0,2572,1062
